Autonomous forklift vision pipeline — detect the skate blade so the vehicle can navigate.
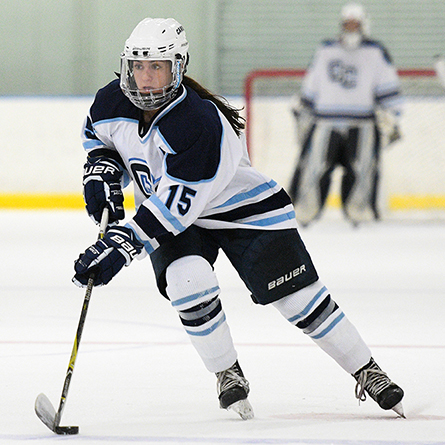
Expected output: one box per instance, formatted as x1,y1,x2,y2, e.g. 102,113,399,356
392,401,406,418
228,398,254,420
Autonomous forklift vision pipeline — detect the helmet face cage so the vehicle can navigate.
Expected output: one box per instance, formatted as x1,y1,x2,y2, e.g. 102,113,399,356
120,57,185,110
120,18,189,111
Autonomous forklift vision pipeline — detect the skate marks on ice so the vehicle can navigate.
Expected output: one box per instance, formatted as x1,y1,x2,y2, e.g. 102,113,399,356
1,433,445,445
1,212,444,444
271,411,445,422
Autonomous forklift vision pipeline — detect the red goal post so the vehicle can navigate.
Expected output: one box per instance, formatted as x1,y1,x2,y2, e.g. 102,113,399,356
245,69,306,151
243,68,445,215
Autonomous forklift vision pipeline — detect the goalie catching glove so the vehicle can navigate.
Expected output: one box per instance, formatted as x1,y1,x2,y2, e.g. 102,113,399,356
83,157,125,225
73,226,143,287
375,108,402,148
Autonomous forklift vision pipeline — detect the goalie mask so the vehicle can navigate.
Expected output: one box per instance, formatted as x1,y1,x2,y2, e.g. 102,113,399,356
120,18,189,111
340,3,370,50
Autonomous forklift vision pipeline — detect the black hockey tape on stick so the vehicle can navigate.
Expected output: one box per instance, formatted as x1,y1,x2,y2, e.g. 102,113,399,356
35,208,109,435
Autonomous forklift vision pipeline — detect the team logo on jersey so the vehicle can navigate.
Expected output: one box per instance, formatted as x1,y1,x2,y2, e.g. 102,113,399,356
328,59,357,89
130,161,155,198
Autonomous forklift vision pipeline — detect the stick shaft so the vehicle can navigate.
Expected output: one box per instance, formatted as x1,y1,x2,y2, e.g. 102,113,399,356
54,208,109,427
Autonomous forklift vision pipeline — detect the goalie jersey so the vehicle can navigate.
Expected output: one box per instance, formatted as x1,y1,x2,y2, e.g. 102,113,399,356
82,80,297,254
301,38,402,119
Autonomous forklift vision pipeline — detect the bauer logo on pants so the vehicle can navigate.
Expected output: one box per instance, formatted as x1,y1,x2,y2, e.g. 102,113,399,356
268,264,307,290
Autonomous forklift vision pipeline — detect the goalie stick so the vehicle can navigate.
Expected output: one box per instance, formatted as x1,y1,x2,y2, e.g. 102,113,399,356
35,208,109,435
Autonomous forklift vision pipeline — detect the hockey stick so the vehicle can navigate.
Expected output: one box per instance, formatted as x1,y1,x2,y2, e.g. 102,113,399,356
35,208,109,435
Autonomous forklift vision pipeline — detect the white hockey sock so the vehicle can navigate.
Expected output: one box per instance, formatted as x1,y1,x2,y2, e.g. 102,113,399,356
166,255,237,373
273,280,371,374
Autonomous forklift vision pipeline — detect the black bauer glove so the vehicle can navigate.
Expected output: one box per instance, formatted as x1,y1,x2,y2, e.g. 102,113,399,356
73,226,143,287
83,157,125,225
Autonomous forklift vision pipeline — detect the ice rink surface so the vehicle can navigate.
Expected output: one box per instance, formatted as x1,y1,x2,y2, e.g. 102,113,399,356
1,210,444,444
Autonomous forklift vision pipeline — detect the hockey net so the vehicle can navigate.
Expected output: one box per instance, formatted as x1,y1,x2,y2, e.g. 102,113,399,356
244,69,445,220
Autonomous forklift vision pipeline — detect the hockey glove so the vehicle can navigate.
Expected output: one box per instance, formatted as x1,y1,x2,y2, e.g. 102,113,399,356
73,226,143,288
290,95,314,145
388,124,402,145
83,157,125,225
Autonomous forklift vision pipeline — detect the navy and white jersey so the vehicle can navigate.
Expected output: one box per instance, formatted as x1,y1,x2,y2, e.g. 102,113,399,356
82,79,297,254
301,38,403,120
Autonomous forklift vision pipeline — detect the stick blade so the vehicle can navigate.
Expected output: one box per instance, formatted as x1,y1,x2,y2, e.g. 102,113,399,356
35,393,79,435
35,393,57,432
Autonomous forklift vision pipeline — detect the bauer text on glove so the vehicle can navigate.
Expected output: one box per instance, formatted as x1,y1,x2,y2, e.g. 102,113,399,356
73,226,143,287
83,157,125,225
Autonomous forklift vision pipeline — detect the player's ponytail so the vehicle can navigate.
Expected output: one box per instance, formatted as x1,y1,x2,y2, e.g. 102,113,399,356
182,76,245,137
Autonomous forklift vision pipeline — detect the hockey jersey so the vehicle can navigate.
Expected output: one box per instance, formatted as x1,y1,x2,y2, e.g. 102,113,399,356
301,39,402,119
82,80,297,254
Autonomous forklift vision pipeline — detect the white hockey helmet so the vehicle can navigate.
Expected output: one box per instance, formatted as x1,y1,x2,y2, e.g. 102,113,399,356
340,3,370,49
120,18,189,110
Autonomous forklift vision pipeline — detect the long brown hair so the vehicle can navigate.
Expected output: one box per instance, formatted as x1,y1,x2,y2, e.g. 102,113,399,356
182,76,246,137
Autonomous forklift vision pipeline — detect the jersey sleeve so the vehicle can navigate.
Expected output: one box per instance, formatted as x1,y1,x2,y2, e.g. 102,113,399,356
82,114,114,154
300,55,319,108
80,83,131,181
300,42,330,109
373,45,403,115
81,113,130,187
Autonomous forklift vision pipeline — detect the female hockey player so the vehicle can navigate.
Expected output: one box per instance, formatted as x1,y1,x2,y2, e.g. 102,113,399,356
289,3,403,227
73,17,404,420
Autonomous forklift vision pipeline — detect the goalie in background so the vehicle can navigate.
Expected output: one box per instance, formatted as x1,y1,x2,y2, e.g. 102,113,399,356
289,2,403,227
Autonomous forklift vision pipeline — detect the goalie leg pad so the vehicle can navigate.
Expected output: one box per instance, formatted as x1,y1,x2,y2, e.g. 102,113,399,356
292,123,338,225
342,123,379,222
165,255,237,372
273,280,371,374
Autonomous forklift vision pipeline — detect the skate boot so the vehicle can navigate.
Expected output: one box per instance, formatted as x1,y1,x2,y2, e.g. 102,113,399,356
353,358,405,418
216,361,254,420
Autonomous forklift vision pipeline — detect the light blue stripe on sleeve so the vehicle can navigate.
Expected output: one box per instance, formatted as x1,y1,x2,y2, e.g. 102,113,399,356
83,139,104,149
149,194,187,233
124,222,157,254
141,240,156,254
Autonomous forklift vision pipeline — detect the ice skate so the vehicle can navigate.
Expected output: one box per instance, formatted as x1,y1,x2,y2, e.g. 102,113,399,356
353,358,405,418
216,361,254,420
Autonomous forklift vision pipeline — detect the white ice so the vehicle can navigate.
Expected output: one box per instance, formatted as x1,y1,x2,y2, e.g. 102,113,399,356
1,210,444,444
